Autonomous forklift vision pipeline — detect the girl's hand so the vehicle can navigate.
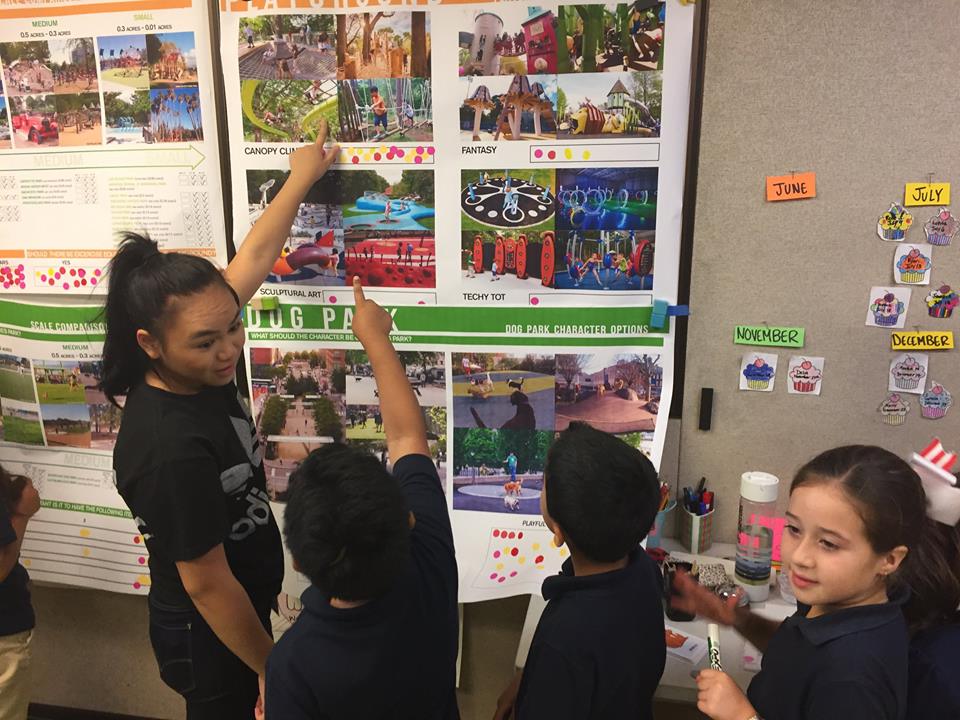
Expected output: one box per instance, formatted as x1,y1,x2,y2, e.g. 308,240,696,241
288,118,339,185
696,669,756,720
351,277,394,345
671,570,739,626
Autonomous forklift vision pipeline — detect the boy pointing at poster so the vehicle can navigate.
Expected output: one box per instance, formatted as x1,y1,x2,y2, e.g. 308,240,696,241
262,279,459,720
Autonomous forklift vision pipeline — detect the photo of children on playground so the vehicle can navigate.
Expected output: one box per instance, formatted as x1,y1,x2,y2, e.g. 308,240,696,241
31,358,105,449
239,15,337,82
554,352,662,433
453,353,555,432
344,229,435,289
461,168,556,235
49,38,98,95
459,74,556,142
146,32,198,87
247,169,346,286
147,85,202,143
338,78,431,143
347,350,446,408
556,70,660,138
103,88,150,144
0,400,43,445
9,95,57,148
98,34,149,92
249,347,347,501
460,230,557,294
40,402,91,449
0,41,55,96
452,427,551,514
558,1,665,73
53,92,101,147
554,228,654,291
241,78,340,143
0,98,11,150
458,6,558,77
556,167,657,232
339,11,431,80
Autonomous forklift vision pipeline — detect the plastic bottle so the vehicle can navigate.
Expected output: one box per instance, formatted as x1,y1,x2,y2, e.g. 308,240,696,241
735,471,779,602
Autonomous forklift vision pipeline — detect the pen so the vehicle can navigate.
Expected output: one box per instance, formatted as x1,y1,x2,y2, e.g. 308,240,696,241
707,623,723,671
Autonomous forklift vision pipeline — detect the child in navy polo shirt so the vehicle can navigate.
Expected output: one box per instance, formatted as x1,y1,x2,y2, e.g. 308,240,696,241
494,422,665,720
0,467,41,720
674,446,941,720
262,279,459,720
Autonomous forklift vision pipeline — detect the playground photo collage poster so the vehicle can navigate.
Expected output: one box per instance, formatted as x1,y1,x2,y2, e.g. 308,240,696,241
0,32,204,149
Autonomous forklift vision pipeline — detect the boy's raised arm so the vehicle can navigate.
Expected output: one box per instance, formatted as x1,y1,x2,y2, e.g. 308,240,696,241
351,278,429,461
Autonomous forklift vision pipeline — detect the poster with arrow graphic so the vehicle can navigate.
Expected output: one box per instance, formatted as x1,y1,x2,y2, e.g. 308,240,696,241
0,0,227,294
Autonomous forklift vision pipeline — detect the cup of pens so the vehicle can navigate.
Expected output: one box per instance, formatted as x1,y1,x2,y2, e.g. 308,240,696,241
647,484,675,549
679,480,714,554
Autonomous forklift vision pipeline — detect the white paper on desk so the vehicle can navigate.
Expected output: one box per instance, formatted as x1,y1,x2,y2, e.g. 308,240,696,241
665,625,708,664
742,640,763,671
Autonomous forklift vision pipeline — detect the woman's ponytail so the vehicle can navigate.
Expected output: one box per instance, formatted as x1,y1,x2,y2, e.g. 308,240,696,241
99,232,233,406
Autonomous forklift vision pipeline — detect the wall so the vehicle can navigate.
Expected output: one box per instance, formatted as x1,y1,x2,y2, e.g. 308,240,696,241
679,0,960,541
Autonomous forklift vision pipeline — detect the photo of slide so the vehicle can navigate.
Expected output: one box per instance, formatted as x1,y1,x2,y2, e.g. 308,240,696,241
241,79,340,143
556,71,661,139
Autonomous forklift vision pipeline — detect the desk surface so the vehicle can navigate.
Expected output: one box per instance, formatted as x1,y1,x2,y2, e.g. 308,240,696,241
514,541,797,703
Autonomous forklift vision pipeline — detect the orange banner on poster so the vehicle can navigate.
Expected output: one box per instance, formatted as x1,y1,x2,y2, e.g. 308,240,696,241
221,0,476,11
765,172,816,202
0,0,190,19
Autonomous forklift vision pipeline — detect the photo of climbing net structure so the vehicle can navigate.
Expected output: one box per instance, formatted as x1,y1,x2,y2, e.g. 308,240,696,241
241,79,339,143
238,15,337,81
338,78,432,143
461,170,555,232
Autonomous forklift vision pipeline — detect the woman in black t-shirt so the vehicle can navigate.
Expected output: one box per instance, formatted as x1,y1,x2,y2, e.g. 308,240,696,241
103,122,338,720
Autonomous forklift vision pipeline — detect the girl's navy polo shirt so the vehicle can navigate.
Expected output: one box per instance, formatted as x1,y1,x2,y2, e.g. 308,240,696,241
748,592,909,720
908,623,960,718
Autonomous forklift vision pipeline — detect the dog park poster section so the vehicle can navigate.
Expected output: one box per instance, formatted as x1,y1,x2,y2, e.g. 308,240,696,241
0,0,228,293
242,301,674,603
219,0,694,309
0,299,149,595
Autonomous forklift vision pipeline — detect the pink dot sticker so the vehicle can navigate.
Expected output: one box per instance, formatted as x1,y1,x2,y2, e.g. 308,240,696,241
328,295,337,304
396,149,405,158
497,576,505,583
69,269,76,276
427,146,435,155
548,150,556,160
133,582,141,589
59,267,65,274
489,573,498,580
90,278,97,285
62,283,69,290
40,275,46,283
94,269,102,276
414,156,422,164
534,149,543,158
493,529,500,537
18,282,24,289
73,280,80,287
138,557,146,565
507,531,515,539
17,264,24,272
416,146,423,154
417,300,425,305
78,269,85,277
510,571,517,577
374,153,382,161
2,282,9,289
493,550,501,558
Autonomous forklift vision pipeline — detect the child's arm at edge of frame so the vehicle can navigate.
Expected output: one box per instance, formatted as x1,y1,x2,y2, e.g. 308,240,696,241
351,278,429,461
224,120,340,307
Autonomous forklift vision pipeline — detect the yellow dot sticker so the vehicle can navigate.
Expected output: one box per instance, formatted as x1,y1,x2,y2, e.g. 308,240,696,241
496,563,504,571
532,543,541,551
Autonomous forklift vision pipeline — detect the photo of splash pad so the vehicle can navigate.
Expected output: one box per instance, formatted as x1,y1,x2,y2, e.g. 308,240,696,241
461,169,555,231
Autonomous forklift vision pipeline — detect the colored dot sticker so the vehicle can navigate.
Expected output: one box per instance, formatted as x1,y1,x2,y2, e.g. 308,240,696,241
133,536,142,544
534,149,543,158
507,531,515,539
518,556,526,564
351,156,360,164
137,575,150,585
530,296,540,305
427,146,435,155
547,150,556,160
414,156,422,164
328,295,337,303
79,528,91,538
509,571,517,577
23,559,30,567
493,550,501,558
535,555,544,564
489,572,498,580
138,557,146,565
498,576,505,583
564,148,573,160
82,548,91,557
532,543,541,551
582,150,591,160
496,562,504,571
559,548,568,557
517,532,523,539
133,582,141,589
510,547,519,556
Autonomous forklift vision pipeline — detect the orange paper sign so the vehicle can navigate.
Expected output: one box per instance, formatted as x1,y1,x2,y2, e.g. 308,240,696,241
766,172,817,202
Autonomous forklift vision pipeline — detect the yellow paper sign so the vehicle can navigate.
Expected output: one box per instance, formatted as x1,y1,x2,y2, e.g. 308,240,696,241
766,172,816,202
891,331,954,350
904,183,951,206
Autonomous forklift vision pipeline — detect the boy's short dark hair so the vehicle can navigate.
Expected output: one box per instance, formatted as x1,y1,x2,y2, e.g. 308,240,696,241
284,443,410,601
544,422,659,562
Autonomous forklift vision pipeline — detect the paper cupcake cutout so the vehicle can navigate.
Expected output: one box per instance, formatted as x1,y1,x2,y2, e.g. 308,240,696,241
878,202,913,241
866,287,911,329
879,393,910,425
787,356,824,395
925,285,959,318
920,382,952,419
894,245,932,285
924,208,959,246
740,352,777,392
889,352,929,394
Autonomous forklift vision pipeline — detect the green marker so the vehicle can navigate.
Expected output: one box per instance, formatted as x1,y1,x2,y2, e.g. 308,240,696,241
707,623,723,671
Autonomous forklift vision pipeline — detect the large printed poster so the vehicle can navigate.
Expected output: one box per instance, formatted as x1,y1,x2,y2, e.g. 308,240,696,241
0,0,695,605
0,0,228,293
